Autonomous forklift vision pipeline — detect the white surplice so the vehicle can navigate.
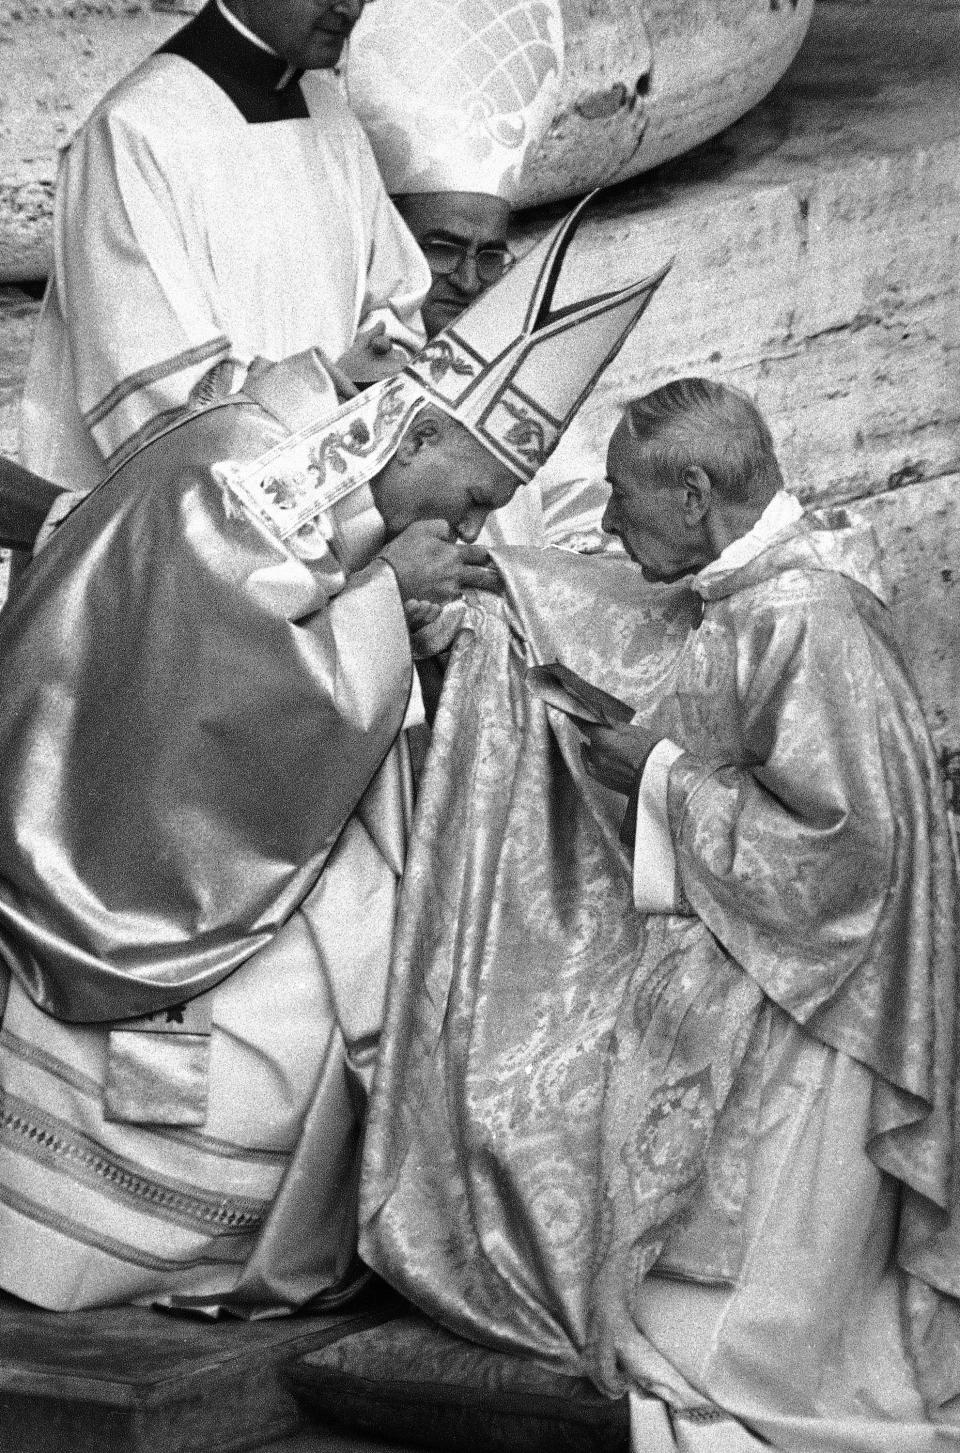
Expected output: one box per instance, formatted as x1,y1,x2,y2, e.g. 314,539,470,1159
20,58,430,494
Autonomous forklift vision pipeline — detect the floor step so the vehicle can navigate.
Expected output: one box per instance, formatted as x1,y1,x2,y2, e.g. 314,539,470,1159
0,1287,397,1453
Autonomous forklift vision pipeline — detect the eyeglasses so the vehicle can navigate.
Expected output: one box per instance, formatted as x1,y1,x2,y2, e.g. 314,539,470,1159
420,237,515,286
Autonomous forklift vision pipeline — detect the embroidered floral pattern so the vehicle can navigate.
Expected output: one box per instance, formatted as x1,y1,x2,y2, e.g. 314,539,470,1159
500,398,547,466
417,338,478,386
348,0,563,197
213,375,426,540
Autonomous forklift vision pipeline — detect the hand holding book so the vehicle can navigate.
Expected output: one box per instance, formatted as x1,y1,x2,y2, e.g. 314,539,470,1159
525,662,662,793
524,661,637,731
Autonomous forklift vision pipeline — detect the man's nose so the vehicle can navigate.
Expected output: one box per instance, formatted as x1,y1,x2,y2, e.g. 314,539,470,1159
333,0,364,20
457,510,484,543
601,498,616,533
451,251,483,295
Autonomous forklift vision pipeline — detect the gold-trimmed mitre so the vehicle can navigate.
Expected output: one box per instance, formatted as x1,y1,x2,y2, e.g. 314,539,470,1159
403,192,671,482
214,196,671,526
213,374,429,545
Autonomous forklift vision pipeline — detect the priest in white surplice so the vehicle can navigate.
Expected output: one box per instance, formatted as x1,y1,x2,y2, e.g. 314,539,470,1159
20,0,431,497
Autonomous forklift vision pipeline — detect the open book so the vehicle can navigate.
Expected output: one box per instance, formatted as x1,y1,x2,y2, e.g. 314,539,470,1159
525,662,636,729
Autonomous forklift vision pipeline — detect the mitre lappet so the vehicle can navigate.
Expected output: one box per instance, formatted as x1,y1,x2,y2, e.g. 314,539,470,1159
345,0,564,202
214,194,672,542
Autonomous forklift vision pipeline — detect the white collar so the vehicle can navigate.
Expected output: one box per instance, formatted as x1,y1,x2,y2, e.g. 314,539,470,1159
216,0,277,56
695,490,804,586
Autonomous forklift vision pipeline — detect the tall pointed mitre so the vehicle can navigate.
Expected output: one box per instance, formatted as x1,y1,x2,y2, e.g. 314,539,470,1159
346,0,564,201
213,196,670,540
404,191,671,481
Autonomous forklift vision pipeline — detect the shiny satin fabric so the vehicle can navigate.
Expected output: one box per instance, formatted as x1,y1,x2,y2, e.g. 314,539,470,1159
0,824,378,1312
359,531,960,1441
0,395,412,1024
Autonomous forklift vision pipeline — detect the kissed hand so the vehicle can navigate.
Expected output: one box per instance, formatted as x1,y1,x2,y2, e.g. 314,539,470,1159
580,722,661,794
404,599,443,632
380,519,501,604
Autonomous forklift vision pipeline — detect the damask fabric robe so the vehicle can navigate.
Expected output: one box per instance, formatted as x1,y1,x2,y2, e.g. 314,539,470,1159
359,510,960,1450
0,374,419,1311
482,455,618,554
19,28,429,497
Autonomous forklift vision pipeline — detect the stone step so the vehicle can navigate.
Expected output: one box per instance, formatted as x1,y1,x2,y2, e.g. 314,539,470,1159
0,1287,402,1453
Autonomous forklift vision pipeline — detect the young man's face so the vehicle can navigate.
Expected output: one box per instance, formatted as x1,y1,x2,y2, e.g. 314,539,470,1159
373,415,518,541
228,0,366,69
601,418,707,583
394,192,513,339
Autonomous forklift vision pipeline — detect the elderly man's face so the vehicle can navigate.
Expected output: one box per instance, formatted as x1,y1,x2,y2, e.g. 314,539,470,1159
228,0,366,69
601,418,706,583
394,192,513,338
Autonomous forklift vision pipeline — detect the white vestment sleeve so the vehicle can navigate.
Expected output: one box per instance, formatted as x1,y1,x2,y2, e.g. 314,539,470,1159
53,110,242,468
354,125,430,357
633,738,684,911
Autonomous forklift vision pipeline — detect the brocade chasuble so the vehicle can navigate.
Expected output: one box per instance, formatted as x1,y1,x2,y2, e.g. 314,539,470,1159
359,520,960,1447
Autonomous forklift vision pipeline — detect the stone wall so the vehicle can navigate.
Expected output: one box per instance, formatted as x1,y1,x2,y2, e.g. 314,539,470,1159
528,0,960,788
0,0,814,279
0,0,179,281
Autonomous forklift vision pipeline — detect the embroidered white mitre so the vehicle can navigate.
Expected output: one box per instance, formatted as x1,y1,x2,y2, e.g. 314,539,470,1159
346,0,564,199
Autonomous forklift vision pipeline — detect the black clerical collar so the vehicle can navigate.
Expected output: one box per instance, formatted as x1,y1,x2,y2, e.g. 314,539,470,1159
158,0,308,123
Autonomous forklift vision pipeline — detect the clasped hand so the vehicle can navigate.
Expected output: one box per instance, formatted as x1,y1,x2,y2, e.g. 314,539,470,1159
579,722,661,795
379,519,501,607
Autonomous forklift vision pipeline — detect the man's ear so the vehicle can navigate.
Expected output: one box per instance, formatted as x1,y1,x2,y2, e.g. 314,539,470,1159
395,414,441,464
680,464,711,525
